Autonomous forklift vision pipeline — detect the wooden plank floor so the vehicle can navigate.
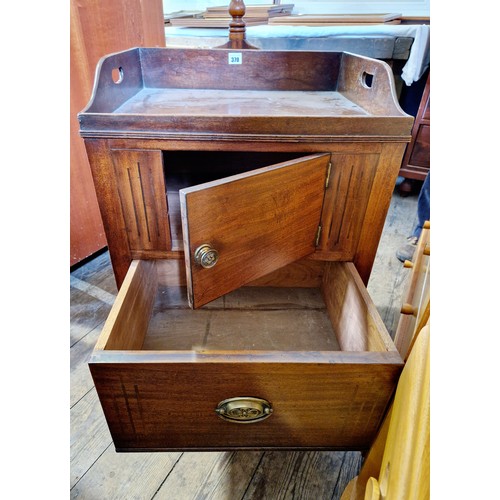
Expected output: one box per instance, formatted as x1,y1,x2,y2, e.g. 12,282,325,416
70,184,418,499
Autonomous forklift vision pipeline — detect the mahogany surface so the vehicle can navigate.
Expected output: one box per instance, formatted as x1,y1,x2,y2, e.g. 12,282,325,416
79,49,411,141
89,259,402,451
79,48,412,288
399,73,430,181
180,154,330,308
90,359,402,451
80,44,412,452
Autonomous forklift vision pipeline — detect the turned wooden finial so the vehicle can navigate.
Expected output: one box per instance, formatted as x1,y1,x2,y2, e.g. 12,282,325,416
216,0,258,49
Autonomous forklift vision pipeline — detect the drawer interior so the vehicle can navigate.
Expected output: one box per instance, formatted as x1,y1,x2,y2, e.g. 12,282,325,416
144,285,340,351
90,258,402,451
95,259,396,355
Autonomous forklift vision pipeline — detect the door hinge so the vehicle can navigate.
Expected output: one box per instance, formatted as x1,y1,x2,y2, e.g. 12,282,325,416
315,225,322,247
325,162,332,189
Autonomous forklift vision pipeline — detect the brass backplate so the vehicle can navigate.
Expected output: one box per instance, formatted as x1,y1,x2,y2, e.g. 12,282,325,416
215,397,273,424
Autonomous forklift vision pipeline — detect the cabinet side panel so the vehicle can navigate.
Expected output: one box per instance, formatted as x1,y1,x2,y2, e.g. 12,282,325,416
84,139,132,287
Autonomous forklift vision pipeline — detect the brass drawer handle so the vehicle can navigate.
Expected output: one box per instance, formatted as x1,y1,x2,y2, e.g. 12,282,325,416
194,244,219,268
215,397,273,423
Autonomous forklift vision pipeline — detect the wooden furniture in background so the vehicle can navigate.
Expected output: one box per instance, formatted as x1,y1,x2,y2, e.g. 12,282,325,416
399,73,430,193
169,2,295,28
70,0,165,266
268,13,403,26
78,8,414,452
341,224,431,498
395,220,430,360
341,323,430,500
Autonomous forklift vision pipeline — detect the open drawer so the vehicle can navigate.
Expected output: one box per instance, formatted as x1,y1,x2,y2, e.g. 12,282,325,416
89,259,403,452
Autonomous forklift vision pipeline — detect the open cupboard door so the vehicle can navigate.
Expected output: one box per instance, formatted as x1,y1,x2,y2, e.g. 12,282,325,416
180,154,331,308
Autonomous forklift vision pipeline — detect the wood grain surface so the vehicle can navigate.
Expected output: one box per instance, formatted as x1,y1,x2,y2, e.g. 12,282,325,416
322,262,396,353
354,142,408,283
115,88,368,117
139,48,341,91
88,257,402,451
180,154,330,308
79,48,413,141
342,325,430,499
71,185,418,496
71,0,165,266
89,358,401,451
80,47,412,291
142,286,340,351
394,224,430,360
317,153,379,259
94,260,157,350
84,139,134,287
111,149,171,251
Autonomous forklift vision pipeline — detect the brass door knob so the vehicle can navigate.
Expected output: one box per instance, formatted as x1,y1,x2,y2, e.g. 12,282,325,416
194,244,219,268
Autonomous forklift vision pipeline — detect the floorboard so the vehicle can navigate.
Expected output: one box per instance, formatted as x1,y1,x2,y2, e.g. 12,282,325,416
242,451,362,500
70,446,182,500
69,185,418,499
154,451,263,499
70,389,112,488
70,326,104,406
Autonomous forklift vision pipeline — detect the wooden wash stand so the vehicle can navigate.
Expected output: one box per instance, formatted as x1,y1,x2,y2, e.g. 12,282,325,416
78,1,414,452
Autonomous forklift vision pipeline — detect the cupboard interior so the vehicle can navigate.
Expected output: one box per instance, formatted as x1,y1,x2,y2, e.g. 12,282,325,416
97,259,395,355
162,150,312,250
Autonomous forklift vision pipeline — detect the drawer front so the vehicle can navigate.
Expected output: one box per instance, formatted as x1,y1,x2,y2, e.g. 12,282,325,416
90,355,401,451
